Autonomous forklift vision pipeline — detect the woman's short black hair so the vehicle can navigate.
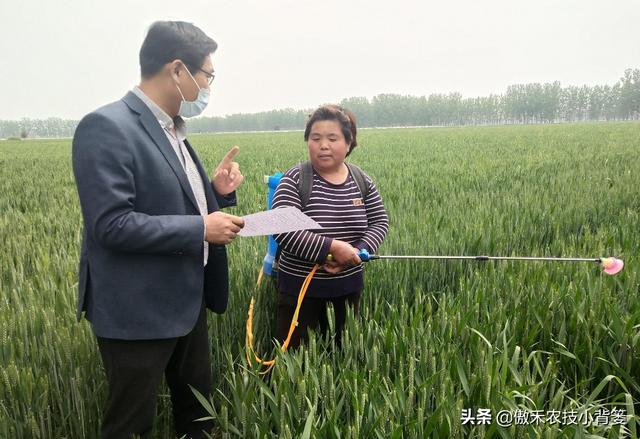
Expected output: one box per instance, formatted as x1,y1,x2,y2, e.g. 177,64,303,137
304,105,358,156
139,21,217,78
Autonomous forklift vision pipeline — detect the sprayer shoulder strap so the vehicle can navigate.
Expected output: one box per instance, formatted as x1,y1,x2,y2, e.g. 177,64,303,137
345,162,371,202
298,161,370,209
298,162,314,209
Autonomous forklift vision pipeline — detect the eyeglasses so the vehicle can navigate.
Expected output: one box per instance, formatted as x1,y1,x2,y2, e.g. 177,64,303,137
198,68,216,85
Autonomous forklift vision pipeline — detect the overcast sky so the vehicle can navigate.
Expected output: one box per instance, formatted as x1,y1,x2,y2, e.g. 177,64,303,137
1,0,638,120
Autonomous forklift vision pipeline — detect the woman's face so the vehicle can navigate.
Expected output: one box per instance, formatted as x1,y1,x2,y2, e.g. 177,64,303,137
307,120,350,173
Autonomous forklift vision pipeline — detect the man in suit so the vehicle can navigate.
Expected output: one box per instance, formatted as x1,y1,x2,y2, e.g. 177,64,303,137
72,21,244,438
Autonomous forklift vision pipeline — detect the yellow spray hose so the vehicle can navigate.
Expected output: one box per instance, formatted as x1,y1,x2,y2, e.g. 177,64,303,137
246,264,319,374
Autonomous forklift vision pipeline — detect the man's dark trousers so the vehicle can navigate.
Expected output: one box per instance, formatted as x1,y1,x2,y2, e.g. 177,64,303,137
97,301,213,439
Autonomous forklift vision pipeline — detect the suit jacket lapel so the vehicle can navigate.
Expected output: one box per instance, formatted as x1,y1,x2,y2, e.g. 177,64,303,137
184,139,219,212
122,92,200,212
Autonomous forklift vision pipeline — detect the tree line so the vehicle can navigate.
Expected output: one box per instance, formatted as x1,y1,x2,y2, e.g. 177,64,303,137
2,68,639,139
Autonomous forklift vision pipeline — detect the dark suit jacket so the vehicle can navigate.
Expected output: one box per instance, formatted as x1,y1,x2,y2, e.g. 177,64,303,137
72,91,235,340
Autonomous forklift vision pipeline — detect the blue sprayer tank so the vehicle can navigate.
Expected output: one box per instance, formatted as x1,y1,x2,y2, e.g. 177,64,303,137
262,172,284,276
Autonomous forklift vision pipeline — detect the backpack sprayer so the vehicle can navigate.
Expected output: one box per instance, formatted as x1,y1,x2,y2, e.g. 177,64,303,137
261,173,283,277
246,171,625,373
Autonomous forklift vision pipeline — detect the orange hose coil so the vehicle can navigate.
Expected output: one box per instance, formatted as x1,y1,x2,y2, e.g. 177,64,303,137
246,264,319,373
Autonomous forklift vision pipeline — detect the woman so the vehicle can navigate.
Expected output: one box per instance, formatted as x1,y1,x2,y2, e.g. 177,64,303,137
272,104,389,348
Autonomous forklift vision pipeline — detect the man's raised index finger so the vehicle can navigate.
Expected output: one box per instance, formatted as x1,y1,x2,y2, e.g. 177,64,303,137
221,145,240,164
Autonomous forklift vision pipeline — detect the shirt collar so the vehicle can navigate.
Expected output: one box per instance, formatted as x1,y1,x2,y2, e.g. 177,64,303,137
132,86,186,140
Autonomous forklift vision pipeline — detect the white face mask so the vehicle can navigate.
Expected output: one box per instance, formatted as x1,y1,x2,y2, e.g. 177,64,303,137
175,64,210,118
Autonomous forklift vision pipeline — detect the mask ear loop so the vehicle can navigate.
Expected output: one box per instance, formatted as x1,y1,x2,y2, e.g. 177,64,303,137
175,83,187,101
174,63,201,101
181,63,202,89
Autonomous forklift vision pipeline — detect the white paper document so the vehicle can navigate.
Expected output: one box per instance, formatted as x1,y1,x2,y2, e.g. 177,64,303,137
238,206,322,237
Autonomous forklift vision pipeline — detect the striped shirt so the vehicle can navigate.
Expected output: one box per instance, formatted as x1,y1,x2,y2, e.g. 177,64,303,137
272,164,389,297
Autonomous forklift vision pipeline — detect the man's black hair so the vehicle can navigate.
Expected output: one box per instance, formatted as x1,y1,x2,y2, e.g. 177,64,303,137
139,21,217,78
